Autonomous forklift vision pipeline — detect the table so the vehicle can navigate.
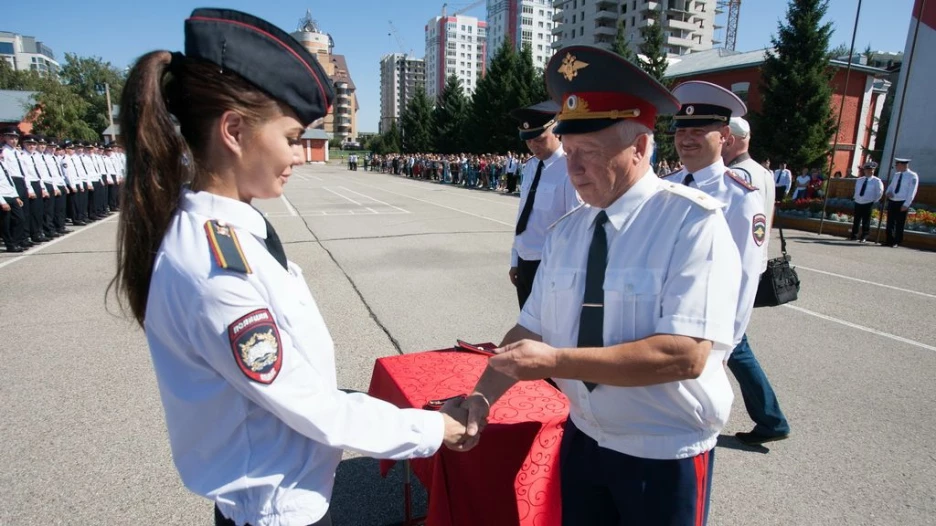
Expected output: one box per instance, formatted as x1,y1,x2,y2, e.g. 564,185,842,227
368,346,569,526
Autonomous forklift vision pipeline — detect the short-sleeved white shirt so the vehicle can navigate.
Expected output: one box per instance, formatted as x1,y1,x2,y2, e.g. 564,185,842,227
519,171,741,460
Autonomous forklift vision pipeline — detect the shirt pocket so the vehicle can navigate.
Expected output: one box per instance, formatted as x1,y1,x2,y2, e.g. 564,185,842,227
532,184,556,211
542,268,579,344
604,268,664,344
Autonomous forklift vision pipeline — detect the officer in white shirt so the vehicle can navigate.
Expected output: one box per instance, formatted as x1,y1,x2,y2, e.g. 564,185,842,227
884,157,920,247
792,168,811,200
70,142,93,224
850,161,884,243
1,128,34,248
725,116,775,258
507,100,581,309
457,46,742,526
0,145,27,252
59,141,83,225
32,136,61,238
102,144,120,212
774,162,792,201
21,135,52,242
112,10,468,526
666,82,789,447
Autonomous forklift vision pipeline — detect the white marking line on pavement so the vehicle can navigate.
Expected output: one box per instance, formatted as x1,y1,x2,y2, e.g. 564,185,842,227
323,186,362,206
310,176,324,182
783,304,936,352
280,195,299,217
796,265,936,300
377,177,517,207
0,215,118,271
352,181,514,227
337,186,411,214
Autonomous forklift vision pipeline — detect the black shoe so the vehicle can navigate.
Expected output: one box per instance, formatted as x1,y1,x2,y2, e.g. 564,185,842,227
735,431,790,446
74,220,87,226
46,232,60,239
5,245,24,253
21,240,35,247
58,229,73,235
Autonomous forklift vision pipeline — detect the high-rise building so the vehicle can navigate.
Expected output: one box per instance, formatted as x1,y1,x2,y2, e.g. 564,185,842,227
550,0,718,57
485,0,558,69
290,10,359,141
0,32,60,77
425,14,487,101
379,53,426,133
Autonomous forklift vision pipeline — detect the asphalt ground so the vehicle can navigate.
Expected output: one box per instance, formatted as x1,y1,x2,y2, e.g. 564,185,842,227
1,163,934,525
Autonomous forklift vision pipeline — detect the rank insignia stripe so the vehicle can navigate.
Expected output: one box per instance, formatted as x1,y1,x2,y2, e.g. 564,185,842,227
725,170,757,191
205,220,252,274
228,308,283,384
752,213,767,247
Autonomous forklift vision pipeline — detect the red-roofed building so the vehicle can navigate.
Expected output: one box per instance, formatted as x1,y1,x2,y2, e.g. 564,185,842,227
665,48,891,177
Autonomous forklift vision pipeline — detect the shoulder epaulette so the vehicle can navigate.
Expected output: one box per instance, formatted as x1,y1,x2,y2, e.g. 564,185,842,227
548,203,586,231
725,169,758,191
660,181,724,211
204,220,252,274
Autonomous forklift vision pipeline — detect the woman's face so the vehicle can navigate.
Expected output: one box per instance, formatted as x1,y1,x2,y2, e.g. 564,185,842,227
237,112,305,201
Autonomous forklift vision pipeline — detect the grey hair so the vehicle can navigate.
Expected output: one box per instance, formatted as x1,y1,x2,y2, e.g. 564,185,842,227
615,119,655,158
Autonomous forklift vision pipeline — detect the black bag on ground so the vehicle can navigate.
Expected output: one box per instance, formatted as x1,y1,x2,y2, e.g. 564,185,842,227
754,222,800,308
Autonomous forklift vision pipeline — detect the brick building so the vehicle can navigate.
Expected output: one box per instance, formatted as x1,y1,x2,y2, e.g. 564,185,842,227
665,48,890,177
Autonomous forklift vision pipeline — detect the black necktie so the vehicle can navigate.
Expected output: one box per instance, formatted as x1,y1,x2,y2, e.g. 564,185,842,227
515,160,544,235
894,173,903,194
14,151,26,177
683,174,694,186
1,161,13,186
860,178,868,197
262,217,288,270
579,211,609,392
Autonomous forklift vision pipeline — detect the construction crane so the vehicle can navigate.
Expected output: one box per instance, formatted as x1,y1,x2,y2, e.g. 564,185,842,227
717,0,742,51
441,0,485,18
388,21,413,56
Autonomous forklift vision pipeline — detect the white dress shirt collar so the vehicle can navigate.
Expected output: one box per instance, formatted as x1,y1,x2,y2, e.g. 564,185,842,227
688,159,727,187
586,168,658,231
178,189,268,240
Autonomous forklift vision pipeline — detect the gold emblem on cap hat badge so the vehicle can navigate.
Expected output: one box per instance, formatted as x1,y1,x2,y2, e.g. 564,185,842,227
559,53,589,82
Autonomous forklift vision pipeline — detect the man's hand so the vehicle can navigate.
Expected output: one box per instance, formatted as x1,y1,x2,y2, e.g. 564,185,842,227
447,393,491,452
439,398,469,449
54,189,61,197
489,339,560,381
901,206,909,212
28,192,36,199
15,198,22,207
0,202,9,212
41,190,49,198
508,267,519,287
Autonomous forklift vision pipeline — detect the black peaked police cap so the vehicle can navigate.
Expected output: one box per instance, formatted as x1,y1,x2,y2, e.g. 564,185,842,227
184,8,336,126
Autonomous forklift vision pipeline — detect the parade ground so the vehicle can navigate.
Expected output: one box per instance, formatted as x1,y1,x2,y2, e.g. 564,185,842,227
1,163,934,526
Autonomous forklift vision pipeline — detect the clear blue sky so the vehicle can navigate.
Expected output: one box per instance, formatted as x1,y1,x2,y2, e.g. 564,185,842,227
4,0,916,133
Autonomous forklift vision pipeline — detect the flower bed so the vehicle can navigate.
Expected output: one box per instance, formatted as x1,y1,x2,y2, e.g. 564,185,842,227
777,199,936,234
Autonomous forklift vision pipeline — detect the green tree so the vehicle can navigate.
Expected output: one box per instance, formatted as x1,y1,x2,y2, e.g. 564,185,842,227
755,0,836,170
433,75,469,154
612,19,636,63
400,87,434,153
380,119,403,154
58,53,126,135
467,38,520,153
0,59,42,90
638,7,675,164
31,77,97,140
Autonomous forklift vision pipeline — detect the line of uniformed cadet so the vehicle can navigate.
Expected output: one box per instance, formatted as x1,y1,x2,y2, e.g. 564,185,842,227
0,128,125,253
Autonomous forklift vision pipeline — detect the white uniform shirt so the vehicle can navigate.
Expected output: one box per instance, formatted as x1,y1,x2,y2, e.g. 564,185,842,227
774,169,792,190
853,175,884,205
80,154,98,183
72,153,90,188
729,153,775,272
794,174,811,192
665,160,765,346
43,153,66,187
1,145,25,181
0,157,19,199
511,145,581,266
30,151,53,185
520,171,740,460
59,155,77,189
17,148,39,183
102,155,118,183
886,169,920,207
145,190,443,526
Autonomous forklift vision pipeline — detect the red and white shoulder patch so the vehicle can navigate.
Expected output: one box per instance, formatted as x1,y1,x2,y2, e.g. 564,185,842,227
752,214,767,247
228,309,282,384
725,170,758,191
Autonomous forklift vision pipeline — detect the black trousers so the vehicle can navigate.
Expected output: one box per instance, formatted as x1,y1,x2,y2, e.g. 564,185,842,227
54,186,67,231
2,196,26,248
886,200,907,246
12,177,31,243
28,180,46,239
506,172,518,193
108,180,118,209
515,257,541,310
851,202,873,240
42,183,56,235
66,189,77,221
775,186,787,201
214,505,332,526
91,180,105,217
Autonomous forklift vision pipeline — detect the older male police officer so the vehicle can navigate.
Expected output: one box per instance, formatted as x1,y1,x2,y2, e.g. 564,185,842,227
665,82,790,446
508,100,580,309
456,46,742,525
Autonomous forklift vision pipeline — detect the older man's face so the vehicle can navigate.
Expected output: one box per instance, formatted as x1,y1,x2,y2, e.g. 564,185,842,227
562,124,641,208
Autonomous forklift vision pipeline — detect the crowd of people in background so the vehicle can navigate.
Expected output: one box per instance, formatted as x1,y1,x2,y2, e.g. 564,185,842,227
0,128,125,253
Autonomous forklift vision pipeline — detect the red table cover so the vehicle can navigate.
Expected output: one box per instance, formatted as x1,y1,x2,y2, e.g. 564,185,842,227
367,348,569,526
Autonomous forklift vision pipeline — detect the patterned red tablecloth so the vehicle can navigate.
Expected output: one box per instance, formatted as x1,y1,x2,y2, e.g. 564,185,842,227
367,348,569,526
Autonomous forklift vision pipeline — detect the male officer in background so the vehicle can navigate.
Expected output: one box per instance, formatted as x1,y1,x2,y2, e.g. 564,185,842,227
666,82,790,446
459,46,742,525
773,162,792,201
884,157,919,248
508,100,580,309
850,161,883,243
